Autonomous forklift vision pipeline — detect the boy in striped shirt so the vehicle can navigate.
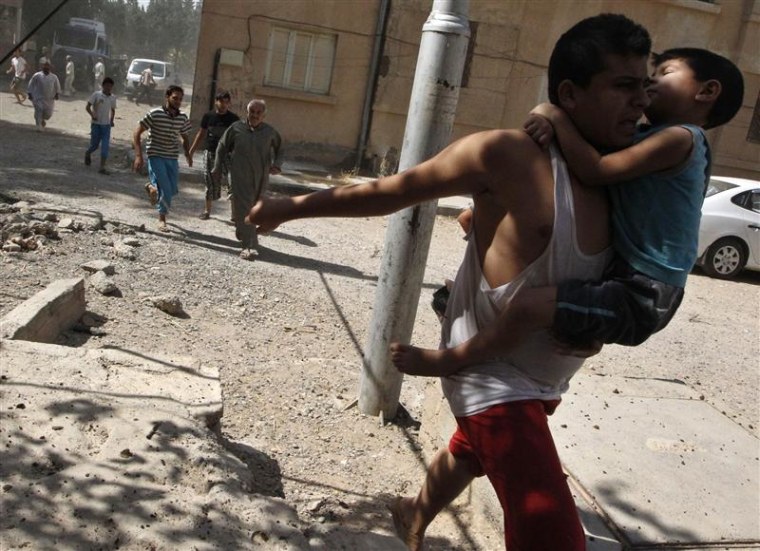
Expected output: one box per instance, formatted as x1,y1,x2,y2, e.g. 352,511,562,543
132,85,192,232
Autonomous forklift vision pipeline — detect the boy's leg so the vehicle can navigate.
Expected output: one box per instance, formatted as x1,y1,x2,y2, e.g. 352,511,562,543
457,401,585,550
85,123,101,165
98,125,111,174
391,442,478,550
554,258,684,347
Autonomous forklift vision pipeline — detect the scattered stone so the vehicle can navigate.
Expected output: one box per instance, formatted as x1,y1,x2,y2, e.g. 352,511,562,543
2,242,21,252
89,271,118,295
100,237,114,247
81,260,116,275
120,237,140,247
148,295,184,316
58,218,75,230
42,213,58,222
113,243,136,260
0,204,19,214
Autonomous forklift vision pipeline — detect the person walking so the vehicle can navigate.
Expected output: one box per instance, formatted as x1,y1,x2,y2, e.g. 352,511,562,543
6,48,27,103
135,64,155,105
37,47,50,69
27,61,61,131
132,85,193,232
188,90,239,220
93,57,105,91
63,55,76,97
85,77,117,175
213,98,282,260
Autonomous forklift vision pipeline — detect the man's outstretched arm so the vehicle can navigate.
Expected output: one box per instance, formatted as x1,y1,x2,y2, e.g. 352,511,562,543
392,286,558,377
244,130,525,233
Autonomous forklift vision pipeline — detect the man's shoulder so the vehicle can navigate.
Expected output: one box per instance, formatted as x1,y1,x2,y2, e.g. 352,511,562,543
466,129,544,167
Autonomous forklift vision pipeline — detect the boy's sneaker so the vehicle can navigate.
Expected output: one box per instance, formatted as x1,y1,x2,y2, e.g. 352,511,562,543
144,183,158,206
84,151,91,166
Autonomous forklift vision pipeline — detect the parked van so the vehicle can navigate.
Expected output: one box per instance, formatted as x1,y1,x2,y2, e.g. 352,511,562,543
124,58,181,100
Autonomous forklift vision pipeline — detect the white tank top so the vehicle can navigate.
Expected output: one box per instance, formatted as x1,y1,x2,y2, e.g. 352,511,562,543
441,145,612,417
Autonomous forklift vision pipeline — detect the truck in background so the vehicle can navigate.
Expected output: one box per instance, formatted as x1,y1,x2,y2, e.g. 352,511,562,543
51,17,111,92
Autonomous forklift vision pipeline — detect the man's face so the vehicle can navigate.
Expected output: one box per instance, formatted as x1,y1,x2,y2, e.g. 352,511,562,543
102,82,114,95
42,62,50,75
215,97,230,114
247,103,266,127
166,91,183,110
562,54,650,150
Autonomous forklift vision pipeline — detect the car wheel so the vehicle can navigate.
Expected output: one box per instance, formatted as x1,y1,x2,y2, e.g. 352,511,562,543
702,237,747,279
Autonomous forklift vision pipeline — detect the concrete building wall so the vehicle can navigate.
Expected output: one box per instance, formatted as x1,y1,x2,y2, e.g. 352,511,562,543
193,0,758,179
191,0,380,168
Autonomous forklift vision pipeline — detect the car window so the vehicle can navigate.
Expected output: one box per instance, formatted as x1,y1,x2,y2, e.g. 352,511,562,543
751,191,760,214
705,179,738,198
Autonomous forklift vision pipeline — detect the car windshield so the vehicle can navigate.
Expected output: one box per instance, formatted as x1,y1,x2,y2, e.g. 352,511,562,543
129,61,165,78
705,179,739,198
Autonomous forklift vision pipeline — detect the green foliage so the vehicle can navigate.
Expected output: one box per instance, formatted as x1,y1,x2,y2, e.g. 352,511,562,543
22,0,201,70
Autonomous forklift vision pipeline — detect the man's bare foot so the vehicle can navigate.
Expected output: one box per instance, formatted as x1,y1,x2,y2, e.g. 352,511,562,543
388,497,423,551
390,343,458,377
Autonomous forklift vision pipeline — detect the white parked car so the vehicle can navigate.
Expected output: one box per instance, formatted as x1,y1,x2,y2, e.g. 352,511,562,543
696,176,760,279
124,58,181,100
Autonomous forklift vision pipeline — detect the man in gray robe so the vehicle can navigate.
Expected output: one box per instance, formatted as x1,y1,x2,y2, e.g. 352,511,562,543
213,98,282,260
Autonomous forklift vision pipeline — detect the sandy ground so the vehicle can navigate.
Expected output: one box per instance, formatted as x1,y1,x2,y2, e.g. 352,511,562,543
0,83,758,549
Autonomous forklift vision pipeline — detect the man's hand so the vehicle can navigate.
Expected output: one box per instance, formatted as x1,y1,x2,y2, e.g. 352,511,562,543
185,152,193,168
133,154,144,172
245,196,293,233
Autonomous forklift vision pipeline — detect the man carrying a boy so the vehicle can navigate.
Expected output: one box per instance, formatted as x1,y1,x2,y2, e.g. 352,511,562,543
247,13,656,550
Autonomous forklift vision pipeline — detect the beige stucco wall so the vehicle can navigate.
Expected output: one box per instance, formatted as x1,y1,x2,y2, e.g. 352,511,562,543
191,0,380,167
368,0,759,179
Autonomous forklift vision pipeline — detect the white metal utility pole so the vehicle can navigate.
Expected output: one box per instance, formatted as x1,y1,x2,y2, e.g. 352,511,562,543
358,0,470,418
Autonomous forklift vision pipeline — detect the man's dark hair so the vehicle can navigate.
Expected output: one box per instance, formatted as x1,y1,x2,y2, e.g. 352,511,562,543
548,13,651,104
652,47,744,129
102,77,114,86
215,91,231,101
166,85,184,97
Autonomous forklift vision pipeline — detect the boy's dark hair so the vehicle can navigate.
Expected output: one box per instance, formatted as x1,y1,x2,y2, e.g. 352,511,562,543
548,13,651,104
215,91,231,100
165,85,184,97
102,77,114,86
652,47,744,129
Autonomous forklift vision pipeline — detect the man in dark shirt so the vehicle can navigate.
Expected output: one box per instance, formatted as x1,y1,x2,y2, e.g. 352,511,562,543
189,91,239,220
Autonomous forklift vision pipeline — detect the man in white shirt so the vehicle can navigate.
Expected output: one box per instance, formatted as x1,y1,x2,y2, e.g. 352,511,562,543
85,77,117,174
5,48,27,103
64,55,76,96
93,57,105,90
37,47,50,69
27,61,61,131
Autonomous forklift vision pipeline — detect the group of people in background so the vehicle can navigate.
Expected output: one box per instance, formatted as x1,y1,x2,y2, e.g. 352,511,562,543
130,86,282,257
6,48,282,258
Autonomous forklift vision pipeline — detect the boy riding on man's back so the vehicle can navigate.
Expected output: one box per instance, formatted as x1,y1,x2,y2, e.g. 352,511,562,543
391,46,744,377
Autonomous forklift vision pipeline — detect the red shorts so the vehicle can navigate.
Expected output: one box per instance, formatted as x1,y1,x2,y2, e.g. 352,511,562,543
449,400,585,551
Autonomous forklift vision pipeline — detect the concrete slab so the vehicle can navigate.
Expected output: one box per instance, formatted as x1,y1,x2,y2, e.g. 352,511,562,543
0,277,85,343
550,373,760,548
